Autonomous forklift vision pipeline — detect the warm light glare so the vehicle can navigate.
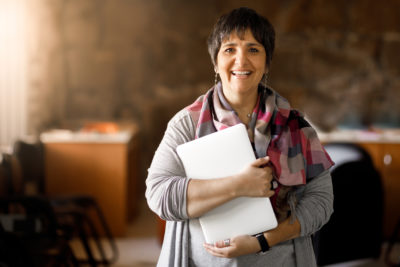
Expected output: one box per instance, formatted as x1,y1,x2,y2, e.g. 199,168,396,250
0,0,27,152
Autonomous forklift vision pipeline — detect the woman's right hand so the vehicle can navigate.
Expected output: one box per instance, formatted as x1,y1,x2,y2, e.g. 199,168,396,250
187,156,275,218
232,156,275,198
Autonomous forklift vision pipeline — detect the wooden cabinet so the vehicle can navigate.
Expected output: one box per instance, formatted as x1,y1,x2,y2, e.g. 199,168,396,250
42,130,140,237
355,143,400,239
320,129,400,239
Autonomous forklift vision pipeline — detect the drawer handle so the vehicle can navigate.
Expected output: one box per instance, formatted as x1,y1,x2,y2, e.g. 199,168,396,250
383,154,392,166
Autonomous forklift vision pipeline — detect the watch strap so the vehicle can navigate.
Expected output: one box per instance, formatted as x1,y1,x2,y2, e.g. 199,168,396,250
255,233,270,253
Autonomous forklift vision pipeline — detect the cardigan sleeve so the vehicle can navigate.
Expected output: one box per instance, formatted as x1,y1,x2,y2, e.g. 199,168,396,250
295,169,334,237
145,109,195,221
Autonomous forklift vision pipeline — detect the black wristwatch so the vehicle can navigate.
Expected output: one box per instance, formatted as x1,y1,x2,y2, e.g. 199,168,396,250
255,233,270,254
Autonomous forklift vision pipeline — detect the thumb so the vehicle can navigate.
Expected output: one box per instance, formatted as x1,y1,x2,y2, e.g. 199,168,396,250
251,156,270,167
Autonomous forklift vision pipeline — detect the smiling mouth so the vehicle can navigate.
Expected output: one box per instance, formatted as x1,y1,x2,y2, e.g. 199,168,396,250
232,71,251,76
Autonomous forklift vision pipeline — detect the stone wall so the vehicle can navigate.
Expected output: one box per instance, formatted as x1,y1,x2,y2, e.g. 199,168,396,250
27,0,400,188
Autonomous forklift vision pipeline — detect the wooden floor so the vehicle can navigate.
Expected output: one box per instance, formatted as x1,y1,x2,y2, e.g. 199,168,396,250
111,198,161,267
71,198,399,267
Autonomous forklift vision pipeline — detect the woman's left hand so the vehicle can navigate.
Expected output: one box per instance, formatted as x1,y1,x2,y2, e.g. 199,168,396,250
203,235,261,258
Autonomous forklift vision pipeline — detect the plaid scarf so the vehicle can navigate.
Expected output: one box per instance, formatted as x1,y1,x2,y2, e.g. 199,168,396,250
186,83,333,219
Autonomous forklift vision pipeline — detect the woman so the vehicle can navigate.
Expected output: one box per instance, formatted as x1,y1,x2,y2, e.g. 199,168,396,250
146,7,334,267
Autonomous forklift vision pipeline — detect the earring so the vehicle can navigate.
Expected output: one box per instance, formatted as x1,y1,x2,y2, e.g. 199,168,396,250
214,72,219,86
263,73,269,86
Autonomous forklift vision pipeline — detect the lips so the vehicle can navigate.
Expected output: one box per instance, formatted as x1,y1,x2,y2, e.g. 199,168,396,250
232,71,251,76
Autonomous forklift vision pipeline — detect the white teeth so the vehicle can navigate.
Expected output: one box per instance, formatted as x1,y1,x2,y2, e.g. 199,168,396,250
232,71,251,75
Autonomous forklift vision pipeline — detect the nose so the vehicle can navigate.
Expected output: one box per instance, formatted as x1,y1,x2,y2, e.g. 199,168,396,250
234,49,247,66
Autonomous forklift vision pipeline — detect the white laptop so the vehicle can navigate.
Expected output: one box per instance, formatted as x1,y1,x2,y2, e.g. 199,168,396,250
177,123,277,244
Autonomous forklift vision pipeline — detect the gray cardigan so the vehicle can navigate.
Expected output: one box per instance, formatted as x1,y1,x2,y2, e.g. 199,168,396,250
146,109,334,267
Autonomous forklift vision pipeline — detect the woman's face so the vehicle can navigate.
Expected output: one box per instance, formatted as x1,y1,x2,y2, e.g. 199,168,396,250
216,29,267,97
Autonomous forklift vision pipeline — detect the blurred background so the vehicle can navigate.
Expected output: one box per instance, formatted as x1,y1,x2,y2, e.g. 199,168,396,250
0,0,400,266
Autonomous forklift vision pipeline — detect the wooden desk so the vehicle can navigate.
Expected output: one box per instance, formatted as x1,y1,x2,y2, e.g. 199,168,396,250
41,129,140,237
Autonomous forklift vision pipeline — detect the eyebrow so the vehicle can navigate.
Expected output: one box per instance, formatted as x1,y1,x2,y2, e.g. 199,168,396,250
221,42,263,48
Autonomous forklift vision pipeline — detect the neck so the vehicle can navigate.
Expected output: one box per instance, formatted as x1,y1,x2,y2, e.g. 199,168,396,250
222,87,258,122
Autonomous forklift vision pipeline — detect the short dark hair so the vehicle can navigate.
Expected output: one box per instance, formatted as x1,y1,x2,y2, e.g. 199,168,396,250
207,7,275,68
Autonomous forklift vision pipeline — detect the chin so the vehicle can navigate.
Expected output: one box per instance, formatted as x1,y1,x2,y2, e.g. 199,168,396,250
221,79,259,94
231,84,258,94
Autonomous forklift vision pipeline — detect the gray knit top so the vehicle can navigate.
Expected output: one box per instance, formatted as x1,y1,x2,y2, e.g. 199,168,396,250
146,109,333,267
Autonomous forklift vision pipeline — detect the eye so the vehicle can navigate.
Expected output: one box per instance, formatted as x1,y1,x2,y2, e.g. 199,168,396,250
224,47,234,53
249,47,259,53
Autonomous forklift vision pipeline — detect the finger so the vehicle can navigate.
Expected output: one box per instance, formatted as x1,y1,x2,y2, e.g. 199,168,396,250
205,248,225,258
203,242,212,248
263,170,273,182
214,240,223,248
203,244,228,257
265,190,275,198
263,183,275,195
204,246,223,255
204,242,230,253
263,166,273,174
251,156,270,167
214,239,229,248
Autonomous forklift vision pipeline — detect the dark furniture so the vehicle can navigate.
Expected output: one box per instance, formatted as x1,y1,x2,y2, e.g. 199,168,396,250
0,140,119,266
0,195,78,267
313,143,383,266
